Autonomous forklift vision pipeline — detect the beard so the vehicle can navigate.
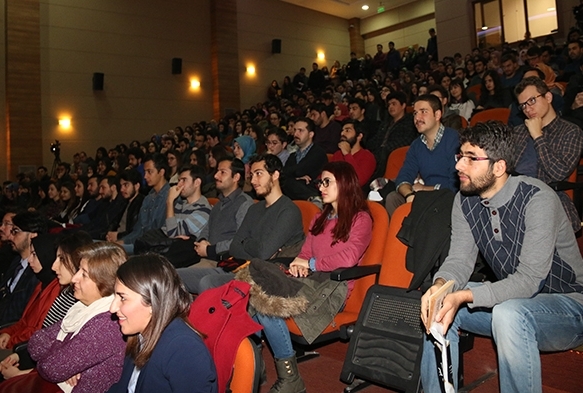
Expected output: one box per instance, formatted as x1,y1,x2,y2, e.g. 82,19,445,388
459,169,496,196
255,179,274,197
340,136,357,148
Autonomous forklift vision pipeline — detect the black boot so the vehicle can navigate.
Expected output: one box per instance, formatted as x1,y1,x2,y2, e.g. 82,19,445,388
268,354,306,393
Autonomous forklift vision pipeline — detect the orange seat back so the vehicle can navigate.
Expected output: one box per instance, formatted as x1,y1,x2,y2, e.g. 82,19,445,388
326,153,333,162
383,146,409,180
460,116,468,129
565,167,578,201
293,200,321,235
378,202,413,289
229,337,259,393
467,84,481,103
207,197,219,206
470,108,510,126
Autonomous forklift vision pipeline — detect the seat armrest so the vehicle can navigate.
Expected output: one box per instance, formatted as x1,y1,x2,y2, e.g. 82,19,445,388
13,341,28,355
330,264,381,282
548,181,583,192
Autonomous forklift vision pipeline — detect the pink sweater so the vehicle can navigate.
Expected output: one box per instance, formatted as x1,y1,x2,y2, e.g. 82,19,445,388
298,211,373,295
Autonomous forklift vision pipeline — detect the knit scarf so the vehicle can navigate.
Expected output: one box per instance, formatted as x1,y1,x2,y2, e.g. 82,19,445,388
57,295,114,341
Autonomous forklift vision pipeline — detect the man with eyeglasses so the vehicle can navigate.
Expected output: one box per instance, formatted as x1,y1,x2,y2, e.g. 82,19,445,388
513,76,583,232
420,121,583,393
0,211,47,325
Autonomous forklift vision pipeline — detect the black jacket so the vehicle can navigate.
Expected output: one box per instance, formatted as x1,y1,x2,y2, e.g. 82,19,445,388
396,189,455,291
109,193,145,238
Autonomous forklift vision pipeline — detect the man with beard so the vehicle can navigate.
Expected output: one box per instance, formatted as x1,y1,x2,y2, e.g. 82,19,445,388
180,154,304,294
384,94,459,216
330,120,376,187
420,121,583,393
105,169,145,243
308,103,342,154
177,157,253,281
282,117,327,200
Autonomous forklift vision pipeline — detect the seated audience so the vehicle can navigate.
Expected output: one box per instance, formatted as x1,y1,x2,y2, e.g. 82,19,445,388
265,128,291,165
0,231,93,379
308,103,342,154
180,154,304,294
476,70,513,111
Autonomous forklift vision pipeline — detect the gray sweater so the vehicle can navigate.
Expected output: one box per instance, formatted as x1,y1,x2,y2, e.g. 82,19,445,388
436,175,583,308
230,195,304,260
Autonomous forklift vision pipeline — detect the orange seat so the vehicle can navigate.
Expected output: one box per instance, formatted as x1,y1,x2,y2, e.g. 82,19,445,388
383,146,409,180
229,337,260,393
286,201,389,343
378,202,413,289
470,108,511,126
207,197,219,206
467,84,481,104
460,116,468,129
292,200,321,234
326,153,333,162
406,106,414,114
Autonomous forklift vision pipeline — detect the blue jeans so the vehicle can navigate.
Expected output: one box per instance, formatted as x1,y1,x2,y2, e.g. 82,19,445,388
254,313,294,359
421,285,583,393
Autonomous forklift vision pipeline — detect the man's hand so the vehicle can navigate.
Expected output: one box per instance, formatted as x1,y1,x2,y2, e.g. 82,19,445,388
167,184,183,203
573,92,583,110
420,280,445,331
105,231,118,242
289,258,310,277
0,333,10,349
338,141,351,155
296,175,312,184
194,240,210,257
525,117,543,140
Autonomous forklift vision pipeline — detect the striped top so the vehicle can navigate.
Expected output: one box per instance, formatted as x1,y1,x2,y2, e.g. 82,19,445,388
42,286,77,328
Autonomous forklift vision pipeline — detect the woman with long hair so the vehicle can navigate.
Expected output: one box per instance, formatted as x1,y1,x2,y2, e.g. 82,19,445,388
55,182,78,224
39,180,63,220
0,231,94,380
0,242,127,393
108,254,217,393
70,176,98,224
476,69,512,111
246,162,373,393
449,78,475,121
365,87,384,122
282,76,294,100
166,150,182,185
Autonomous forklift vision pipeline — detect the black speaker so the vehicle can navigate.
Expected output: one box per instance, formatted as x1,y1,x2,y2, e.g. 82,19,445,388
172,58,182,74
272,39,281,54
92,73,104,91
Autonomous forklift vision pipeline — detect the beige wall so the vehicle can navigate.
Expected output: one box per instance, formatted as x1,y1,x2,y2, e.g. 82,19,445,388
361,0,435,54
236,0,350,110
38,0,213,167
435,0,474,59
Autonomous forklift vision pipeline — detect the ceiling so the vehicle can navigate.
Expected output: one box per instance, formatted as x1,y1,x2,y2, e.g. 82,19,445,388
281,0,417,20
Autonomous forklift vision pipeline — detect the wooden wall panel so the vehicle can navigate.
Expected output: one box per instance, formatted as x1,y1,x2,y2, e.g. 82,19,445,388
5,0,42,179
210,0,240,119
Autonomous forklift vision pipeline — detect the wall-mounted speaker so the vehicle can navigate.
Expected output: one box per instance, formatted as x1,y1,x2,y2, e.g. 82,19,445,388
172,58,182,74
272,39,282,54
92,73,104,91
